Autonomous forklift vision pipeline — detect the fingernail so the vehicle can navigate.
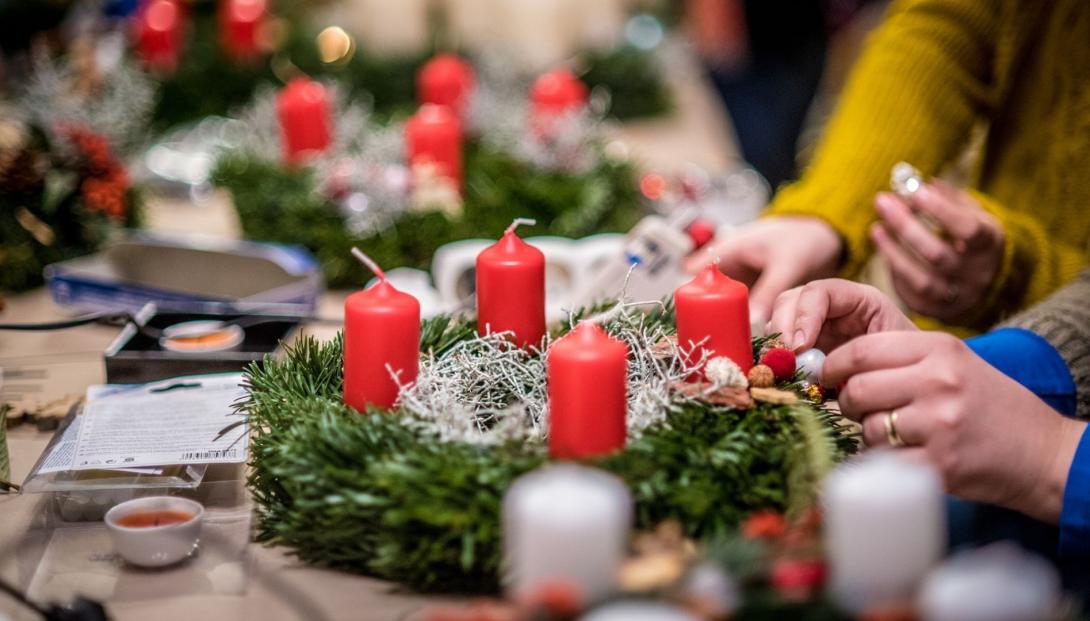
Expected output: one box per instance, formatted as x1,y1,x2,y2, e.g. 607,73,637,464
793,329,806,349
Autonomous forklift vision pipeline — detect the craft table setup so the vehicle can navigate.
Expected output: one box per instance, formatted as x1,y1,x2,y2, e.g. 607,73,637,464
0,18,742,619
2,2,1077,620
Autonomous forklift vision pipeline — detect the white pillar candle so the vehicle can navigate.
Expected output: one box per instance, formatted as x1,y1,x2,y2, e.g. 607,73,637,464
503,464,632,602
823,450,946,613
580,601,700,621
348,0,429,55
918,543,1061,621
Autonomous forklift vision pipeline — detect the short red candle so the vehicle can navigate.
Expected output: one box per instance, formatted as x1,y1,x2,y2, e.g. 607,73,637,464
276,77,333,166
476,224,546,348
417,54,475,120
133,0,185,73
547,322,628,459
675,264,753,374
219,0,266,61
530,68,588,129
405,104,463,190
344,277,421,412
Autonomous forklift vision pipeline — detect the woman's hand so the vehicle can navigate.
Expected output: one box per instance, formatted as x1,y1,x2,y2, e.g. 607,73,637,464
823,331,1085,524
684,216,843,325
767,278,916,352
872,181,1004,322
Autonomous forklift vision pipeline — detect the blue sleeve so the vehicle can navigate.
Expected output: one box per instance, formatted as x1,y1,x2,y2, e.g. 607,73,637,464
966,327,1077,417
1061,426,1090,558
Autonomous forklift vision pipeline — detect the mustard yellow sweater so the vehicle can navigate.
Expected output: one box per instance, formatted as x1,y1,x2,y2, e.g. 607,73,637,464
767,0,1090,330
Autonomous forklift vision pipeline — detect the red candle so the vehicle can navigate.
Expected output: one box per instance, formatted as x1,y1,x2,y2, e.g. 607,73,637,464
529,68,588,131
276,77,333,166
476,219,545,348
675,264,753,374
405,104,463,190
344,250,421,412
219,0,266,61
547,322,628,459
133,0,185,73
417,53,475,120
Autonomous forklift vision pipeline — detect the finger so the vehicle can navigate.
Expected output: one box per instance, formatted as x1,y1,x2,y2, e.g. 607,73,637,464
912,182,983,245
792,279,881,352
875,193,959,271
749,262,804,322
861,407,929,448
767,287,804,347
823,331,934,389
836,367,918,421
871,223,948,304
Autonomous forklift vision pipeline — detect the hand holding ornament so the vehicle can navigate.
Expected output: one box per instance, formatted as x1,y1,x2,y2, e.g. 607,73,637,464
767,278,916,353
872,179,1004,323
823,330,1085,524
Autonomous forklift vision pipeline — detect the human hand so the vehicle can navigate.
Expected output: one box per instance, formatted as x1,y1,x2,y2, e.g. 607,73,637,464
823,331,1085,524
767,279,916,352
685,216,842,325
872,181,1004,322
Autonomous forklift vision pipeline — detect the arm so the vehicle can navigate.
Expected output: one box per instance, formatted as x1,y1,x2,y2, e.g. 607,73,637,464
766,0,1000,276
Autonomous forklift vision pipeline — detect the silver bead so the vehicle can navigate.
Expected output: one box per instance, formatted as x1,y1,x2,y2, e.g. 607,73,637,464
796,348,826,384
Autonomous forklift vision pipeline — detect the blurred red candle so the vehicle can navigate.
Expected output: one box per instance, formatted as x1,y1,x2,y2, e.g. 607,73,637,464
219,0,266,61
417,53,475,120
276,77,333,166
133,0,185,72
476,220,545,348
344,252,421,412
405,104,463,190
547,322,628,459
530,68,588,130
675,264,753,374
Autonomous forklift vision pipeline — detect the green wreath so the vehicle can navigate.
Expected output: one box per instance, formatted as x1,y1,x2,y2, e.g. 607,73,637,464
213,141,644,289
242,305,857,593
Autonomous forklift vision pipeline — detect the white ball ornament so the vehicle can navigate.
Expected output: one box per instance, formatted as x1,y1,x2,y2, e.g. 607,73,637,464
704,356,748,389
795,348,826,385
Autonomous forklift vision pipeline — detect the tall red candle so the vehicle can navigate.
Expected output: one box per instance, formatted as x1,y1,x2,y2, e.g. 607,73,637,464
276,77,333,166
219,0,266,61
675,264,753,374
133,0,185,72
405,104,463,190
530,68,588,130
344,250,421,412
547,322,628,459
476,219,546,348
417,54,475,120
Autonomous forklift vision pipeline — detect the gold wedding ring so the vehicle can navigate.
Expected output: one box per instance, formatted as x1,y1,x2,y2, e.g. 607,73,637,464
884,411,906,447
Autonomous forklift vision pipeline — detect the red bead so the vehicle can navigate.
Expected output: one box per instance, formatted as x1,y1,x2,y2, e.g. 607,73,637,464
685,218,716,250
771,559,826,600
741,511,786,540
759,348,796,381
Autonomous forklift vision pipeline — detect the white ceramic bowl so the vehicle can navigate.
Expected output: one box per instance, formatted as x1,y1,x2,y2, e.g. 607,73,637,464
105,496,204,567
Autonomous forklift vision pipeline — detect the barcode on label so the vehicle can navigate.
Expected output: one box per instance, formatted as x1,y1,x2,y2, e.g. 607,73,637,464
180,449,238,461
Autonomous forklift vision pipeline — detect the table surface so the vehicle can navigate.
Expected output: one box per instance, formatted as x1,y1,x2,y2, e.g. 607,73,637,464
0,56,741,621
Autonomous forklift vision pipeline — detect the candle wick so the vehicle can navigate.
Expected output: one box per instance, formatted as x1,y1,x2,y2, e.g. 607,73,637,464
506,217,537,234
351,247,386,281
705,246,721,270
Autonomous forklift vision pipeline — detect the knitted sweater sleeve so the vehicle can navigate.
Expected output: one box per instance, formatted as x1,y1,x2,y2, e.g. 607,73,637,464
765,0,1000,277
1003,270,1090,419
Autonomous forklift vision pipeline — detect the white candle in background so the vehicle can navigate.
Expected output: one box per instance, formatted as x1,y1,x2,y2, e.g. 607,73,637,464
498,0,581,71
578,0,626,50
503,464,632,602
580,601,700,621
918,543,1061,621
349,0,429,55
823,450,945,613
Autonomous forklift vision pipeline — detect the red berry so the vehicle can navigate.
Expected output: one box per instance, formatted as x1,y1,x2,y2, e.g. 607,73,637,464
758,348,796,381
686,219,716,250
742,510,786,540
